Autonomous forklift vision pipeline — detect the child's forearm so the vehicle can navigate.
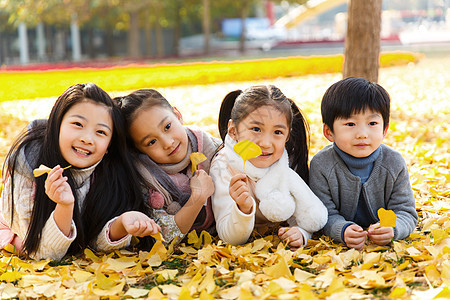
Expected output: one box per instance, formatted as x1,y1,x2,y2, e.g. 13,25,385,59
174,194,206,234
108,214,129,241
53,203,75,237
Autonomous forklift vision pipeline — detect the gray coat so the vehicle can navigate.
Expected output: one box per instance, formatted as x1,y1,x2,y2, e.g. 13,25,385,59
309,144,418,244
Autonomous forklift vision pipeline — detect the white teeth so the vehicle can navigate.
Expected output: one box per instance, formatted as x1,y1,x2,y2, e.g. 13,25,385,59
75,147,90,155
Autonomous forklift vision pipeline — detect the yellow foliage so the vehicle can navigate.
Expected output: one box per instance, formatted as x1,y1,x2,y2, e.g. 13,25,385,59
0,55,448,299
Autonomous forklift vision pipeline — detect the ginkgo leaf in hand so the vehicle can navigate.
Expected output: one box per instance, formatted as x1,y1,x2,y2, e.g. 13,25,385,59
190,152,207,174
33,164,72,177
377,208,397,227
233,140,262,172
33,165,51,177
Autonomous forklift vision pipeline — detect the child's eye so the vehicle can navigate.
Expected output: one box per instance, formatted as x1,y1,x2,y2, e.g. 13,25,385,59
274,130,284,135
369,121,378,126
147,139,156,146
97,130,107,136
165,123,171,131
345,122,356,127
72,122,83,127
250,127,261,132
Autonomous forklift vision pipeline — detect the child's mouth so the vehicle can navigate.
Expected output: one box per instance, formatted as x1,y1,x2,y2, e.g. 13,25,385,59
73,147,91,156
169,144,180,156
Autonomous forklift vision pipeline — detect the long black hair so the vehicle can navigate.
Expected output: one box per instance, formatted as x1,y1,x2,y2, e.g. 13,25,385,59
218,85,310,183
114,89,191,209
3,83,152,256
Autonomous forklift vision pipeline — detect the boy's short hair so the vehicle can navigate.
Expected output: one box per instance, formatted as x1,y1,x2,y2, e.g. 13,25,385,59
321,77,390,131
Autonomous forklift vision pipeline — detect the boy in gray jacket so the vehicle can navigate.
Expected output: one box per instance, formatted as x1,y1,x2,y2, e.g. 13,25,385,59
310,77,418,250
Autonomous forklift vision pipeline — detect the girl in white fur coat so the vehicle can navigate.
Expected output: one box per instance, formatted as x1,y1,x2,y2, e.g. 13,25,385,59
210,85,327,250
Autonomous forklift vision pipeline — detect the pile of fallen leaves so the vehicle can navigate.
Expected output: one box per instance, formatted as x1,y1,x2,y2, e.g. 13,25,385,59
0,56,448,299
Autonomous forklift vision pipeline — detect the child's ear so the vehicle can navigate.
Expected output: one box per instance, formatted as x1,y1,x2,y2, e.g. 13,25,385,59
227,119,238,141
173,107,183,124
383,123,389,137
323,124,335,142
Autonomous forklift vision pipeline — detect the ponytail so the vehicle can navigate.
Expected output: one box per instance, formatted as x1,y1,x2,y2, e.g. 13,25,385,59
218,90,242,141
286,100,310,183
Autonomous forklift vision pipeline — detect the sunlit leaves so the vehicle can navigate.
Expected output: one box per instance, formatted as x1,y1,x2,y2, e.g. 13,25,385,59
0,56,448,299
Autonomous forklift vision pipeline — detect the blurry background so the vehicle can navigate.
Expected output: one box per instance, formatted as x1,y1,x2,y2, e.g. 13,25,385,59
1,0,449,67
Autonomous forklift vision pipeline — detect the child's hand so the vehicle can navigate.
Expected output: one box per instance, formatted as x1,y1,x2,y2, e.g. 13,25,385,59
367,223,394,245
278,227,304,250
229,174,253,214
120,211,161,237
45,165,74,206
344,224,368,250
190,170,215,202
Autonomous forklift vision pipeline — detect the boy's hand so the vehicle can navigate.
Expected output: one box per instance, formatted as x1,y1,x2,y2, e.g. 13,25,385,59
120,211,161,237
344,224,368,250
278,227,304,251
190,170,215,202
45,165,74,206
368,223,394,245
229,174,253,214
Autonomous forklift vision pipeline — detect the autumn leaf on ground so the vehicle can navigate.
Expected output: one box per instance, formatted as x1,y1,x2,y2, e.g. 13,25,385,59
377,208,397,227
190,152,207,174
233,140,262,172
33,164,71,177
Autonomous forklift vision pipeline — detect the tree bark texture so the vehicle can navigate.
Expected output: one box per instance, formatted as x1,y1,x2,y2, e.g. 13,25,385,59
343,0,382,82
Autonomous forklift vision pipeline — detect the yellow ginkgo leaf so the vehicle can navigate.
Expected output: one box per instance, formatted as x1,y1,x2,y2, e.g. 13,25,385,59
233,140,262,172
33,165,51,177
377,208,397,227
33,164,71,177
150,231,166,242
190,152,207,174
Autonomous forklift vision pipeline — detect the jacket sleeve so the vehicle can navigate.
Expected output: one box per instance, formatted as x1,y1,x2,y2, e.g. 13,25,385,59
93,217,132,252
309,156,348,244
210,154,256,245
1,170,77,261
384,159,418,240
289,168,328,233
153,209,185,245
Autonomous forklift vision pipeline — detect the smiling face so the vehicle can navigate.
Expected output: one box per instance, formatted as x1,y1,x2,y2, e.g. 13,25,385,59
129,106,189,164
323,109,388,158
59,100,113,168
228,105,289,169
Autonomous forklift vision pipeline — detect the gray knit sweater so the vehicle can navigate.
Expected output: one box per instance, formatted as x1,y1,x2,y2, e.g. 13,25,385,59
309,144,418,244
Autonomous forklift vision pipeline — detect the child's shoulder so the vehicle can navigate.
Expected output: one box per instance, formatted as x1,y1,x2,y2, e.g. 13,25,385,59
311,144,336,163
378,144,407,167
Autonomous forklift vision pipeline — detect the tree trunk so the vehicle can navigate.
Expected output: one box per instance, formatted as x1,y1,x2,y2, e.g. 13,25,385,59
343,0,382,82
105,26,115,57
128,10,141,58
173,0,181,57
239,2,250,54
155,15,164,57
71,14,82,62
144,11,153,57
203,0,210,55
18,22,29,64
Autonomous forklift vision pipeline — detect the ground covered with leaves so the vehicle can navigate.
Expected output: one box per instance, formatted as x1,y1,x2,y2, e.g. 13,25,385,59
0,56,448,299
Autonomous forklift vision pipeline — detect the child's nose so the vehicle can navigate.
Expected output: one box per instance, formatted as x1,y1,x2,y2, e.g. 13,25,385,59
80,133,94,145
161,136,174,149
356,127,368,138
258,134,271,148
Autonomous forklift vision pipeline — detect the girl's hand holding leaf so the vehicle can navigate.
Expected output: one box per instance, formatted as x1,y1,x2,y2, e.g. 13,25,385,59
189,152,207,174
229,173,253,214
44,165,75,206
